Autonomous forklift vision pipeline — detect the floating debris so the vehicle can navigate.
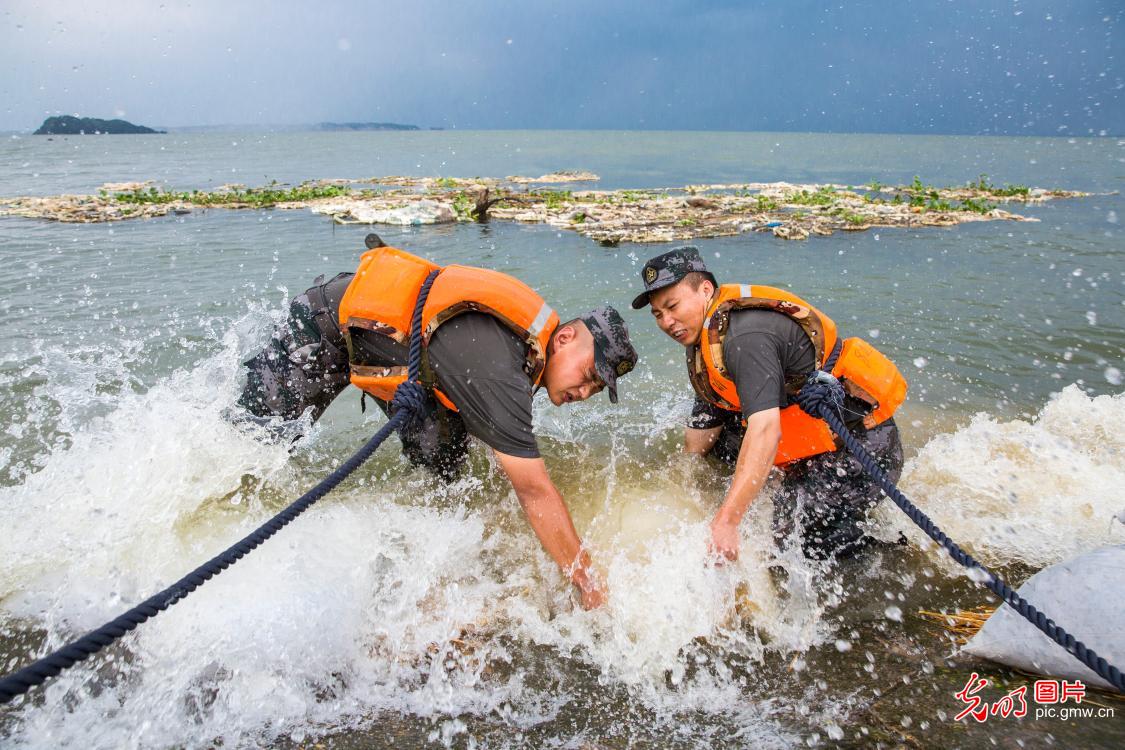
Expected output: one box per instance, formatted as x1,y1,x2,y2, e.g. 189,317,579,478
506,170,600,184
99,180,155,192
0,175,1095,243
315,198,455,225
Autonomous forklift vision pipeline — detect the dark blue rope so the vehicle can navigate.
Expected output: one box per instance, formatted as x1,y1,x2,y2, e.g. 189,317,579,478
796,372,1124,693
0,269,442,705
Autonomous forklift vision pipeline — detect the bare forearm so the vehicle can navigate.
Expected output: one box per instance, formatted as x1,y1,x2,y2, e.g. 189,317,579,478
716,411,781,526
495,452,598,592
716,441,773,524
517,483,586,575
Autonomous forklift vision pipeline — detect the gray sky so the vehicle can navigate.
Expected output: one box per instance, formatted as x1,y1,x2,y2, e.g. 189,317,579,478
1,0,1120,135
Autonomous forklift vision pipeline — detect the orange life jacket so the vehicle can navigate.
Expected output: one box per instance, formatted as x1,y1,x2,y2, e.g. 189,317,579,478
687,284,907,465
337,246,559,411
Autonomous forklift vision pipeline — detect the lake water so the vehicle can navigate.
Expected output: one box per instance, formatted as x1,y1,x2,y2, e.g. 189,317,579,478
0,131,1122,748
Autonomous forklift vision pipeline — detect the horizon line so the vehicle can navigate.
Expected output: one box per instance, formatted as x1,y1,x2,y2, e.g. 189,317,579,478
3,123,1121,139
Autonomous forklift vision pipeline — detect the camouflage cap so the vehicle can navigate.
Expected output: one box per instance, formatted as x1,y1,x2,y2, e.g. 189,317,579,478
630,245,714,309
578,304,638,404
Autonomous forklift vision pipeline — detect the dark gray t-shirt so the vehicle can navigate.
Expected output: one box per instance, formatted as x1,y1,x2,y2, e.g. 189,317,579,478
349,312,539,458
428,313,539,458
689,308,815,428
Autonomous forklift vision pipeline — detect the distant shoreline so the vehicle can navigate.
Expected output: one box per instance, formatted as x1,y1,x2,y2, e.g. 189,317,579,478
5,125,1119,138
33,116,164,135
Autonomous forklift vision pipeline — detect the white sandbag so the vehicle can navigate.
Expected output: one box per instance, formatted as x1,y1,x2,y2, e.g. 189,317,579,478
962,545,1124,690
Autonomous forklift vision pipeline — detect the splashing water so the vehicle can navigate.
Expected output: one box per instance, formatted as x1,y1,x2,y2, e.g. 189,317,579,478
1,315,1123,748
881,385,1125,569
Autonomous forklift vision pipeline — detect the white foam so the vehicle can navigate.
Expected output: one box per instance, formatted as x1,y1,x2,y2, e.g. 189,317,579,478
23,334,1125,747
882,385,1125,568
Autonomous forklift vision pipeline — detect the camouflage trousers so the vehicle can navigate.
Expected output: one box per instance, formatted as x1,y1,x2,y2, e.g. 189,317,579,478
708,413,904,560
237,273,470,479
237,273,355,423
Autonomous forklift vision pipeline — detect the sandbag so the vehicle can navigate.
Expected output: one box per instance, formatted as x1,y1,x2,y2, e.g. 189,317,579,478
962,544,1124,690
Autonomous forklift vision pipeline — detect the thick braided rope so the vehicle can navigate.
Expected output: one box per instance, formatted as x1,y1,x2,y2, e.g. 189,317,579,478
0,269,442,705
797,378,1124,693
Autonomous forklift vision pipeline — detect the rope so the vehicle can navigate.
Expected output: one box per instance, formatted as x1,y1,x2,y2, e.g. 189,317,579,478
796,372,1125,693
0,269,442,705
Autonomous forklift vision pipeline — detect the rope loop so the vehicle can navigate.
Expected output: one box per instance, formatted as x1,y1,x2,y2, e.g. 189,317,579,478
389,380,426,422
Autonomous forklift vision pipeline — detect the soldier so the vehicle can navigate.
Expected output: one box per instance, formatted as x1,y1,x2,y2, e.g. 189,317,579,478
238,236,638,608
631,246,907,563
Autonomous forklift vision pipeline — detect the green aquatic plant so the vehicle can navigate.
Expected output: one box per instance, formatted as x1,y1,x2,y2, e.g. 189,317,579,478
786,186,837,207
755,194,779,212
113,186,178,205
451,192,476,221
676,217,698,227
960,197,996,214
113,183,351,207
990,184,1030,197
534,190,572,210
433,177,459,189
904,176,943,210
972,174,1030,197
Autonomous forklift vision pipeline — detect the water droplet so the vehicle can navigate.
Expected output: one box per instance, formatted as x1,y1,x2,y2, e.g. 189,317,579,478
884,605,903,622
834,639,852,652
867,328,880,339
1106,367,1123,386
913,357,927,369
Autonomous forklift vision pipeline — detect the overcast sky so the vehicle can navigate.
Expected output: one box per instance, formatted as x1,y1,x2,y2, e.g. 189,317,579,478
1,0,1120,135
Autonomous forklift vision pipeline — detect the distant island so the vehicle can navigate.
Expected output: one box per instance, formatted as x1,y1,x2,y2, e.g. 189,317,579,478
317,122,420,131
34,116,164,135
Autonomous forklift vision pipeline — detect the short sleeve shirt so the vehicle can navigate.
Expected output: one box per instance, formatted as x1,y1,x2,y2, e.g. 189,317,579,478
427,313,539,458
688,308,816,428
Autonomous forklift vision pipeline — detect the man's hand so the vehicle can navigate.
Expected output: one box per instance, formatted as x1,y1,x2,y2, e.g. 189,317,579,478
707,408,781,565
494,450,607,609
708,514,741,563
567,547,608,610
577,579,607,610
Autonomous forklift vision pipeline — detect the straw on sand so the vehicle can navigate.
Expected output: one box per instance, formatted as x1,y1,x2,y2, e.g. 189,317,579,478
916,605,997,644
